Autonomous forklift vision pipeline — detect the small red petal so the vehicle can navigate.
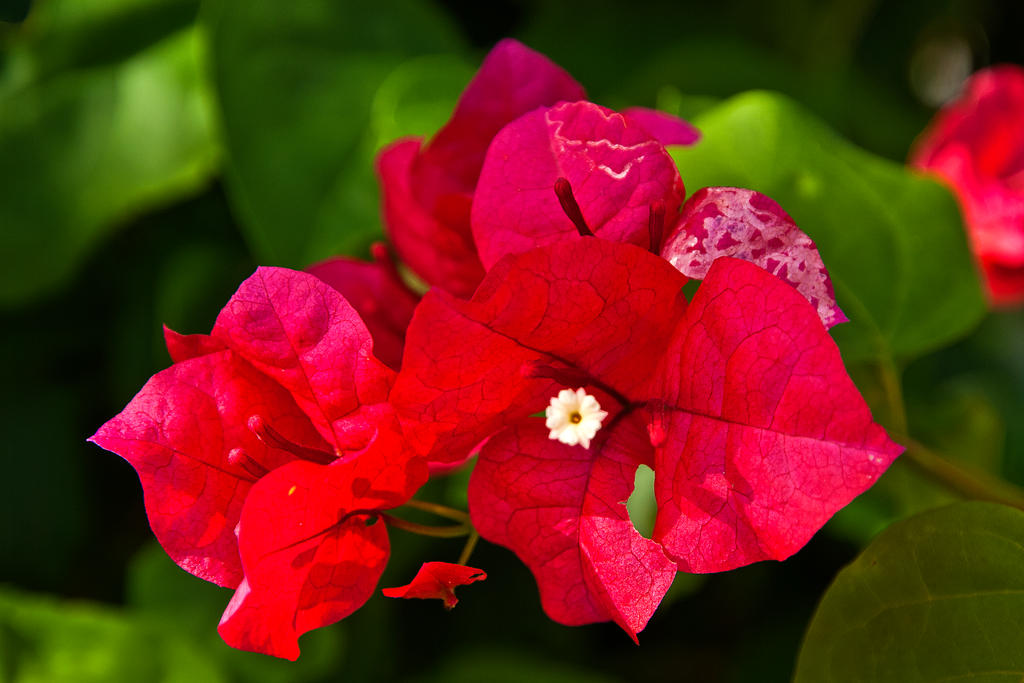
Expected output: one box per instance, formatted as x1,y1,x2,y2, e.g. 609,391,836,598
382,561,487,609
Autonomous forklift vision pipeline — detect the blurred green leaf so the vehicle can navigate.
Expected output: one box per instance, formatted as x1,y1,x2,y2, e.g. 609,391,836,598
671,91,986,362
0,1,218,307
1,0,199,83
126,543,343,682
203,0,465,267
795,502,1024,682
0,587,225,683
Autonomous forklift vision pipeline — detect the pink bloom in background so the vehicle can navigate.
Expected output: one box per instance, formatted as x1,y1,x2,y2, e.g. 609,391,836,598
911,64,1024,305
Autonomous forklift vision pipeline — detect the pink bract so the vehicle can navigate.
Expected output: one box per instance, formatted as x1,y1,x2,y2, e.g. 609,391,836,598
377,38,585,297
661,186,847,328
622,106,701,147
471,100,686,268
910,64,1024,305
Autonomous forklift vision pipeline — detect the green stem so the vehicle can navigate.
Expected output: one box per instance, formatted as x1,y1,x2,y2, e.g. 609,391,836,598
875,358,1024,510
900,437,1024,511
380,514,471,539
402,499,470,523
457,530,480,567
876,356,908,437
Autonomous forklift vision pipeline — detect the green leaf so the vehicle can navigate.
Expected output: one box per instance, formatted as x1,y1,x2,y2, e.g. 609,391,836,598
0,586,225,683
795,502,1024,682
126,542,343,682
671,91,986,362
203,0,465,266
0,2,218,307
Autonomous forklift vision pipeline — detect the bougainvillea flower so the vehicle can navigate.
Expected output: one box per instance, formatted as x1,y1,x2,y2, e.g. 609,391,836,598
307,243,421,370
91,267,427,658
377,38,585,297
382,562,487,609
661,186,847,328
910,64,1024,305
394,238,900,637
470,100,687,268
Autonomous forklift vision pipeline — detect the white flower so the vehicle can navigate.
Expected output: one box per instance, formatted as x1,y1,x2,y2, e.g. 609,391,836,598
544,387,608,449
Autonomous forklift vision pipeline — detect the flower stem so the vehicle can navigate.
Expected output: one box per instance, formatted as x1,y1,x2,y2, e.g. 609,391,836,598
876,358,1024,510
900,436,1024,511
457,529,480,566
402,499,470,523
379,513,471,538
876,356,908,436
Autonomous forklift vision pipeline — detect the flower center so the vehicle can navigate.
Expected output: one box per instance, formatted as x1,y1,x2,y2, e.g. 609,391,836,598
544,387,608,450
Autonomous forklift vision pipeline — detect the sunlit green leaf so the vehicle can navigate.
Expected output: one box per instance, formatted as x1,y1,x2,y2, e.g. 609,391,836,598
203,0,465,266
127,543,343,682
796,502,1024,682
0,1,218,307
0,587,225,683
671,91,986,363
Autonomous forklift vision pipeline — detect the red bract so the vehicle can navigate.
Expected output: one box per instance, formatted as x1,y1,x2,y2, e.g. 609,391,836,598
910,64,1024,305
661,186,847,328
219,416,422,659
648,257,900,572
377,38,585,297
394,238,900,639
91,267,427,658
471,100,687,268
382,561,486,609
307,243,420,370
469,413,676,641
